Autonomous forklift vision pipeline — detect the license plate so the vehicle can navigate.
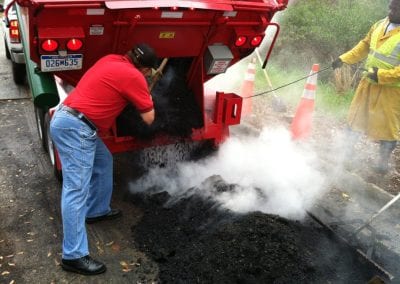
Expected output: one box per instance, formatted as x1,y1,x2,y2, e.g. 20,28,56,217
40,54,83,72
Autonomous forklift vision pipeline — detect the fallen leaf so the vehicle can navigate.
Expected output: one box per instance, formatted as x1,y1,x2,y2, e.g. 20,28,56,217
16,252,23,255
26,239,34,243
111,243,120,252
49,217,54,220
7,263,15,267
105,241,114,247
341,192,350,199
1,271,10,276
6,255,14,258
54,259,60,266
122,268,132,273
0,256,3,260
47,252,52,257
10,280,15,284
120,261,129,268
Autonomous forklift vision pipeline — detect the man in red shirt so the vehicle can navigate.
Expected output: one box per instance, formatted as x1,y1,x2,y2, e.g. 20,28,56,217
50,43,158,275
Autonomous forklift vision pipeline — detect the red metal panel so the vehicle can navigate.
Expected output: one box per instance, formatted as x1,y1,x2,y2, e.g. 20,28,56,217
105,1,233,11
21,0,285,154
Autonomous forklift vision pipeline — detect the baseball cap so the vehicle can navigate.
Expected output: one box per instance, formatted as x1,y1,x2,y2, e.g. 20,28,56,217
132,43,159,69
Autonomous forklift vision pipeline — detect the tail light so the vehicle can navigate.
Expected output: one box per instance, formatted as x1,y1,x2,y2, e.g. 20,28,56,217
41,39,59,52
66,38,83,51
235,36,247,47
9,20,20,43
250,36,263,47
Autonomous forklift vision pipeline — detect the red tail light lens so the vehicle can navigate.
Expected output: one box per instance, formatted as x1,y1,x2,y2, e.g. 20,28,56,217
250,36,263,47
235,36,247,47
41,39,59,52
9,20,20,43
66,38,83,51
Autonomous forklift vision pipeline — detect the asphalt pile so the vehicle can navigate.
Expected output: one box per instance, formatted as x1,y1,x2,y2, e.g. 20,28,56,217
116,58,203,139
130,175,385,283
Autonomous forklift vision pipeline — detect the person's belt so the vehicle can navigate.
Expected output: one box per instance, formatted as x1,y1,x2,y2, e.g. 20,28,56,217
60,105,97,131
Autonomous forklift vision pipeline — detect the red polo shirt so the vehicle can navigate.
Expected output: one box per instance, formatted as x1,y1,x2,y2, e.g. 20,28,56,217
63,54,153,131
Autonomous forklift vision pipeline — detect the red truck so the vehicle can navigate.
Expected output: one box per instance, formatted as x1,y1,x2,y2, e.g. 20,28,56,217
5,0,288,178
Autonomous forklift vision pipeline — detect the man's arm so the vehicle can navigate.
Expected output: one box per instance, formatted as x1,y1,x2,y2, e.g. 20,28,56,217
140,109,155,125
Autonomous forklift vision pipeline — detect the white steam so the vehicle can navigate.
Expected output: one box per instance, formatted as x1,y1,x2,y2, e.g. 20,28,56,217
130,127,327,219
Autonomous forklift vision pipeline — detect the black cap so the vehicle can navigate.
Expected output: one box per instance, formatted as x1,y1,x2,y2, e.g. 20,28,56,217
132,43,158,69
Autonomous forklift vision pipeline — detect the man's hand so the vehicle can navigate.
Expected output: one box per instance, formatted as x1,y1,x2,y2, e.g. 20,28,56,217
332,58,343,70
367,67,378,82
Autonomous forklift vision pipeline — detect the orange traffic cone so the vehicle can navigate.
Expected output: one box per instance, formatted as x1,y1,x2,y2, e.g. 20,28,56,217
290,64,319,140
240,57,256,116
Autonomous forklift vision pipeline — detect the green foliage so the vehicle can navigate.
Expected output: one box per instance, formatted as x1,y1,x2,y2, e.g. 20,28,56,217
315,83,354,119
270,0,389,69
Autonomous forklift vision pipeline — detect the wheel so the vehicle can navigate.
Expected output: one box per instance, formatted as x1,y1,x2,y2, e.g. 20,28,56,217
12,61,26,85
4,38,11,60
44,112,62,181
34,106,48,152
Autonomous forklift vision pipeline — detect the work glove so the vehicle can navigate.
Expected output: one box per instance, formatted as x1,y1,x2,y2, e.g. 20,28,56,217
331,58,343,70
366,67,378,82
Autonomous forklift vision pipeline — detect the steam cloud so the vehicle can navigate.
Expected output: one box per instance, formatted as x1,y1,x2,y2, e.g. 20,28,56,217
130,127,327,219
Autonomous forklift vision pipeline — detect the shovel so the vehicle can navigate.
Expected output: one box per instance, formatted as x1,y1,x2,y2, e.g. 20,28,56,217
351,191,400,237
149,58,169,92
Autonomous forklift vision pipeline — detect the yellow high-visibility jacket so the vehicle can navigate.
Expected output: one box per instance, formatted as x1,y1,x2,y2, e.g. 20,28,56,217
340,17,400,141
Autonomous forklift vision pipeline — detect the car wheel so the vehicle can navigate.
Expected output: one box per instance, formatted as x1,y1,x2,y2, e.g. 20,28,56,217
4,38,11,60
34,106,48,152
44,112,62,181
12,61,26,85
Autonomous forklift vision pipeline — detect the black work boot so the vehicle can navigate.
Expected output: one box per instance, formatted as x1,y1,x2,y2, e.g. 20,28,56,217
61,255,106,275
372,140,397,174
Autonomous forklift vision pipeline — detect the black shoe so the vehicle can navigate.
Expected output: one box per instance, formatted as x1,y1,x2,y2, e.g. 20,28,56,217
86,208,122,224
61,255,106,275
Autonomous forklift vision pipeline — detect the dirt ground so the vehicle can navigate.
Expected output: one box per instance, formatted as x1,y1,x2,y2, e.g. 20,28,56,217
0,97,395,283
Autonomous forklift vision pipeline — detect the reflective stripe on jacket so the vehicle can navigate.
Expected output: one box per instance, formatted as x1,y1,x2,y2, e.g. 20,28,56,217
366,18,400,87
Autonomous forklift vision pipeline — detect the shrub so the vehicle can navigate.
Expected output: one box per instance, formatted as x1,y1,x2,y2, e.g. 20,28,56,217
269,0,388,70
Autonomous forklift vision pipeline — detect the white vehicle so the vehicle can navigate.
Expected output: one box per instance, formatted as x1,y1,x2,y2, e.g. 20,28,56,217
2,0,25,85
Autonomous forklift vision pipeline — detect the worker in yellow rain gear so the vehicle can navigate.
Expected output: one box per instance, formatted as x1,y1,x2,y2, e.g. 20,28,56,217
332,0,400,174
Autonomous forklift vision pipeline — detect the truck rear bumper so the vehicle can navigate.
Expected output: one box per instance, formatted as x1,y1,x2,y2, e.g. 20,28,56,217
11,50,25,64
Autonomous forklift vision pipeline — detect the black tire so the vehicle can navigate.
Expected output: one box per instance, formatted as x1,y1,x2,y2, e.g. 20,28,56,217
34,106,48,152
12,61,26,85
44,112,62,181
4,38,11,60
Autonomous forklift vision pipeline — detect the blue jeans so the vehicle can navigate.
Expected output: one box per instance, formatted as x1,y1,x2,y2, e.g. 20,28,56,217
50,108,113,259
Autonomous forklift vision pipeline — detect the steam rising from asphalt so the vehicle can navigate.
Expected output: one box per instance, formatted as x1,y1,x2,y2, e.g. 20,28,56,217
130,127,326,219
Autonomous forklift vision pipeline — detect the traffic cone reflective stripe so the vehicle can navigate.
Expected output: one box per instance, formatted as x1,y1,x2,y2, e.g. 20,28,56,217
244,61,256,81
240,57,256,116
290,64,319,140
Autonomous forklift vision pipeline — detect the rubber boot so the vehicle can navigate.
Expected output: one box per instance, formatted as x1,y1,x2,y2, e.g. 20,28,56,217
373,141,397,174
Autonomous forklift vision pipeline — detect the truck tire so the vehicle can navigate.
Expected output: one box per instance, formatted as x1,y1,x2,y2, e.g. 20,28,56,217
12,61,26,85
44,112,62,181
4,38,11,60
34,106,48,152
